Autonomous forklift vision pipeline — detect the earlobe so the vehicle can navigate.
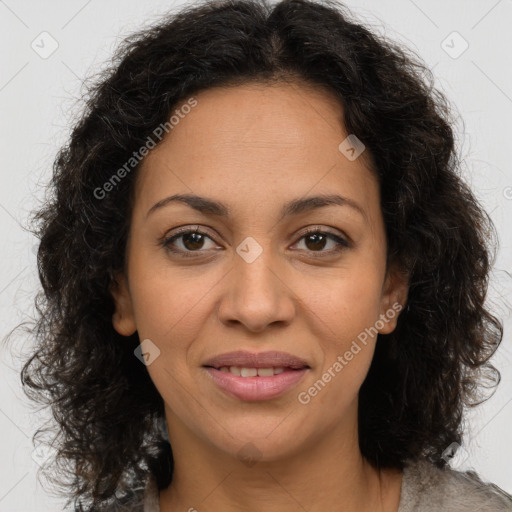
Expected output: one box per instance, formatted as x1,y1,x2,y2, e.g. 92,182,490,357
378,266,409,335
110,272,137,336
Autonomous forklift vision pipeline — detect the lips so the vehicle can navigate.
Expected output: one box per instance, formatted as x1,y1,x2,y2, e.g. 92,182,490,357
202,350,310,370
204,366,308,401
202,350,310,401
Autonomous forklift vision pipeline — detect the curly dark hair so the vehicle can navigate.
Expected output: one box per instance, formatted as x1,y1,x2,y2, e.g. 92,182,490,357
13,0,504,509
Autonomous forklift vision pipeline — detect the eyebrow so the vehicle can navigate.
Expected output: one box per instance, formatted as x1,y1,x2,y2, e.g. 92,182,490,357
146,193,368,224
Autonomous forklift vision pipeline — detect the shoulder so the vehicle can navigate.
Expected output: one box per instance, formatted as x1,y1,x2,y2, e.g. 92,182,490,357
399,458,512,512
74,484,147,511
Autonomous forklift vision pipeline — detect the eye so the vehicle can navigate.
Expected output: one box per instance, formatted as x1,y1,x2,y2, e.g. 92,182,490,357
291,227,350,255
161,225,350,258
161,226,219,257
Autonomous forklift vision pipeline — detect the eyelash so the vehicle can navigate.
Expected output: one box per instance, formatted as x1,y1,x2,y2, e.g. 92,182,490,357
160,226,350,258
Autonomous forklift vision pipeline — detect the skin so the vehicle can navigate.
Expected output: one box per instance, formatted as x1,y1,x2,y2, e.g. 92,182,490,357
111,79,409,511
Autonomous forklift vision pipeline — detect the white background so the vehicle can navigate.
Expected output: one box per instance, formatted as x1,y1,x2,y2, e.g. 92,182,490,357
1,0,511,510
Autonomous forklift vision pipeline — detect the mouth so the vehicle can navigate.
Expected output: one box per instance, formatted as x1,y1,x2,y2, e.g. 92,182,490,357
201,351,310,401
205,365,304,376
202,350,310,371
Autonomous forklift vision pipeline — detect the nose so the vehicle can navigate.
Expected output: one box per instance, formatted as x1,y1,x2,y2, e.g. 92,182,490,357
217,244,296,333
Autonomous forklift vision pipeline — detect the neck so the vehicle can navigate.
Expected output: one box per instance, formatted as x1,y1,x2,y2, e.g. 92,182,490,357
159,404,402,512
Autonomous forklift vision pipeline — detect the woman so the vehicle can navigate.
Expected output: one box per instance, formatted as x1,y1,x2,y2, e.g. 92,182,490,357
20,0,512,510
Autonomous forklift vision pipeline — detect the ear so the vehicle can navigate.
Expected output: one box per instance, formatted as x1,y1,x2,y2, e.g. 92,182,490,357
377,265,409,335
110,271,137,336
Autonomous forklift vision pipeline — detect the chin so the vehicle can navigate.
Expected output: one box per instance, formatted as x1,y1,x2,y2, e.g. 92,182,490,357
207,423,306,463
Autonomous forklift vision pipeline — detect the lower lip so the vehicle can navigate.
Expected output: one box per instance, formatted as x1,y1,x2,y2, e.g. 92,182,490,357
203,367,308,401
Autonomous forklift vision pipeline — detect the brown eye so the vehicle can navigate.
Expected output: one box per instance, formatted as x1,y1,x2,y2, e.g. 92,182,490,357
304,232,328,251
292,229,349,255
162,228,219,256
181,232,207,250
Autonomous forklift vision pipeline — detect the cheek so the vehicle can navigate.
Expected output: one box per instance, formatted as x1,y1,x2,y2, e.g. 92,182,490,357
299,264,384,348
297,274,381,416
292,259,385,410
129,269,215,419
128,255,217,343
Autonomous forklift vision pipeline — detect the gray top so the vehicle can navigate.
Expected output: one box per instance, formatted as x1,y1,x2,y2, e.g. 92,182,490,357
397,459,512,511
89,458,512,510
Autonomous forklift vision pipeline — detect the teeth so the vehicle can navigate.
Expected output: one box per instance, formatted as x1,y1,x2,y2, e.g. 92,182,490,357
218,366,287,376
240,367,258,377
256,368,274,377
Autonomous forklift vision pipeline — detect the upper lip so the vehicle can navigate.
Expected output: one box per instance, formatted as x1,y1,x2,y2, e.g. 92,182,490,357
203,350,310,369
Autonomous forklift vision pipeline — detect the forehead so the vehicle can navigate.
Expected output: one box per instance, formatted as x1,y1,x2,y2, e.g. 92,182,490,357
158,80,348,155
134,80,379,222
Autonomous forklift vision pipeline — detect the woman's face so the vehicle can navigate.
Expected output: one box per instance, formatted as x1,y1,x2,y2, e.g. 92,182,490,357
112,80,407,462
